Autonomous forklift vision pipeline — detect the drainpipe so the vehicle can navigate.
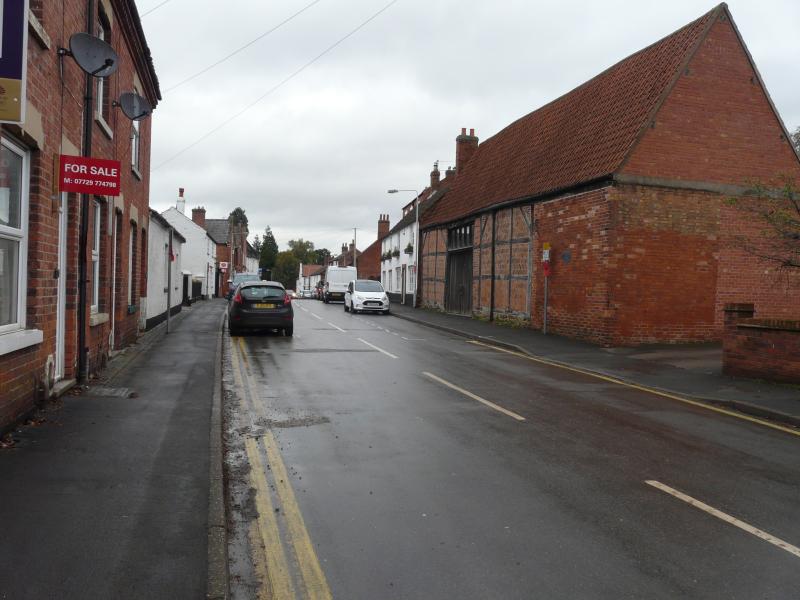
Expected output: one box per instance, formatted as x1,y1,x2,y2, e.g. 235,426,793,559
77,0,96,382
489,210,496,322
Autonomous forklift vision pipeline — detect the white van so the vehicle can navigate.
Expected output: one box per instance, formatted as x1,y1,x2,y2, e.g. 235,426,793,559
323,266,357,303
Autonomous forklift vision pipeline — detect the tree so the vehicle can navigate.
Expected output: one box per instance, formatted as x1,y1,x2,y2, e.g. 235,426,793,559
272,251,300,290
728,177,800,272
287,239,315,264
312,248,331,264
251,234,262,255
791,126,800,154
229,207,248,227
260,227,278,270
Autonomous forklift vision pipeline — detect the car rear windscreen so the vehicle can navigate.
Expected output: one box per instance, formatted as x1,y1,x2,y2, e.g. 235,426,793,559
241,286,285,300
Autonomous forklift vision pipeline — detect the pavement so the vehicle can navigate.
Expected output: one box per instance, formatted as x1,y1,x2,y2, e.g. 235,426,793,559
389,302,800,427
0,299,227,600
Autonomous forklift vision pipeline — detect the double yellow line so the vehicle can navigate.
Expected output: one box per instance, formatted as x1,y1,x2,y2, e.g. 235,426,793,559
231,337,333,599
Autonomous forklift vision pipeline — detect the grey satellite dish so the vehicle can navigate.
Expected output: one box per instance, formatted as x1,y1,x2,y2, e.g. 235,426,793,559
116,92,152,121
67,32,119,77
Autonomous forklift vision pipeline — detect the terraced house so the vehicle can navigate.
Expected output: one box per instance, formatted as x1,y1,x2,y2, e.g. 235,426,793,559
420,3,800,346
1,1,160,429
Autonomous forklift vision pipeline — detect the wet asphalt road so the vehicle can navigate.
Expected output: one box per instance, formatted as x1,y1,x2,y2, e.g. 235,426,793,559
224,299,800,599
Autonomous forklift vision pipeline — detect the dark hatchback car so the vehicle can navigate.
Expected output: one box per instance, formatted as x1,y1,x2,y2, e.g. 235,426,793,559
228,281,294,336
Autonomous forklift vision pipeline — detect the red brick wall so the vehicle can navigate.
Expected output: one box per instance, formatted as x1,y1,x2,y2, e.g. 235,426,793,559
357,239,382,281
622,15,800,187
722,304,800,383
1,4,158,430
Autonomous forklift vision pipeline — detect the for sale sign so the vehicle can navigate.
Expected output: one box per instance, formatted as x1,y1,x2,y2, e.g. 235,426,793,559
59,155,121,195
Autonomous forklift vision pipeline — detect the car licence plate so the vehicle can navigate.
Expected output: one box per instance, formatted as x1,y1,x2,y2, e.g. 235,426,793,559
254,303,275,309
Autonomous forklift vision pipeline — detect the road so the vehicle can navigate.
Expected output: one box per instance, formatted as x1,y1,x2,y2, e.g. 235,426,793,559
223,299,800,599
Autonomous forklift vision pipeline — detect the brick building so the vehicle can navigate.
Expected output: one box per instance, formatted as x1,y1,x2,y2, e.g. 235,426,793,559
0,2,160,429
420,4,800,346
203,213,248,298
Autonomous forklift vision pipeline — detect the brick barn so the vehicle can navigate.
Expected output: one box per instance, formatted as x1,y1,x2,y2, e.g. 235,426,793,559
420,3,800,346
1,2,160,430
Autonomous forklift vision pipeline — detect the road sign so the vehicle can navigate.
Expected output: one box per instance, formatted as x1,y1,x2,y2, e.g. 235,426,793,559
59,155,121,195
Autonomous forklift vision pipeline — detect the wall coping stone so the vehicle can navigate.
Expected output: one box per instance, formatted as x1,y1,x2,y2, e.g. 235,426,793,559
738,318,800,333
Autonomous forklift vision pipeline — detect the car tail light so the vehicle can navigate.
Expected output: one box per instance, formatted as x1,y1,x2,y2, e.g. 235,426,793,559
284,293,292,305
233,292,243,305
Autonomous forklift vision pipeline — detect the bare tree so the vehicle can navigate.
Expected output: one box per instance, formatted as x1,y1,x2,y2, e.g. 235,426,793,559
728,177,799,272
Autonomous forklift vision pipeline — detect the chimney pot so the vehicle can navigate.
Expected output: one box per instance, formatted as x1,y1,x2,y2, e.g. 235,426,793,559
469,128,474,136
461,127,466,135
179,188,184,197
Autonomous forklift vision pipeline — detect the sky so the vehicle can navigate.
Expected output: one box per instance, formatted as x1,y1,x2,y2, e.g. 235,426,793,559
142,0,800,254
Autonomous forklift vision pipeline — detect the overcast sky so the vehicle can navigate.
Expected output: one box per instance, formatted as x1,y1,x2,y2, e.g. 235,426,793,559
142,0,800,254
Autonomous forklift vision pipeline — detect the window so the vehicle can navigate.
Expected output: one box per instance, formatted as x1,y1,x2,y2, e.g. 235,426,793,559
96,12,112,131
0,139,29,334
447,224,473,251
91,201,101,312
131,116,141,173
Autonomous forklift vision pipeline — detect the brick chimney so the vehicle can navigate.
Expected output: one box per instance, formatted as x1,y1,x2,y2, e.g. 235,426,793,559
378,213,390,239
430,161,441,190
191,206,206,228
445,165,456,180
455,127,478,174
176,187,186,214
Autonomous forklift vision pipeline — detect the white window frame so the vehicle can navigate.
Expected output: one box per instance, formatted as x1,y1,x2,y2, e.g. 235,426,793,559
131,112,141,175
0,138,29,336
95,15,113,138
91,200,101,312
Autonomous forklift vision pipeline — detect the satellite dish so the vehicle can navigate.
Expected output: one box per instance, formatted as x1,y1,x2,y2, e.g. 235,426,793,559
68,32,119,77
116,92,152,121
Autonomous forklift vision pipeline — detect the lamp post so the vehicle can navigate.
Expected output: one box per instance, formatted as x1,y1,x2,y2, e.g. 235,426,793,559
387,189,420,307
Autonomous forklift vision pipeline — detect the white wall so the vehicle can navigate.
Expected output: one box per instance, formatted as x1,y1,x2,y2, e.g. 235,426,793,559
246,254,259,273
381,222,417,295
162,207,216,297
145,217,183,325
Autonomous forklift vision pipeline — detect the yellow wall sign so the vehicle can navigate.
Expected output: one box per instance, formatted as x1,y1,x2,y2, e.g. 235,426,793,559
0,0,29,124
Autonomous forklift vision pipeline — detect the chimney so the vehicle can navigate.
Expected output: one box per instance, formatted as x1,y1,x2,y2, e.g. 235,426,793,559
430,161,441,190
191,206,206,228
378,213,390,239
455,127,478,174
445,165,456,180
176,187,186,214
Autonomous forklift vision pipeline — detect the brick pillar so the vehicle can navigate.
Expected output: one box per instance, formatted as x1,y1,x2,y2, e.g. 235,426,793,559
722,303,754,375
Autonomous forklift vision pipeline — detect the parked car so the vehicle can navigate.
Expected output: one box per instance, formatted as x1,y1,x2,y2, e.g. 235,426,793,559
228,281,294,336
226,272,261,300
344,279,390,314
300,289,314,298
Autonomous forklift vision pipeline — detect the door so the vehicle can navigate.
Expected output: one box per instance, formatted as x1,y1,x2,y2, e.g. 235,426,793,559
445,249,473,314
55,193,68,381
401,265,407,304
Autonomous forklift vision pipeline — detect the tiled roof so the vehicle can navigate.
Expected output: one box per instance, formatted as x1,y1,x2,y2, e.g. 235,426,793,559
423,4,721,227
205,219,229,244
302,264,325,277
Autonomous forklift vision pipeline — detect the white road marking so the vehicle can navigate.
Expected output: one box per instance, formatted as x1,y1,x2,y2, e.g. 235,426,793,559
645,480,800,559
310,313,323,320
422,372,526,422
358,338,398,359
328,322,345,332
298,306,308,312
402,337,426,341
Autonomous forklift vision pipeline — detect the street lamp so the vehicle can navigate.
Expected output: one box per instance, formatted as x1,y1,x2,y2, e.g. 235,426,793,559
387,189,421,308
